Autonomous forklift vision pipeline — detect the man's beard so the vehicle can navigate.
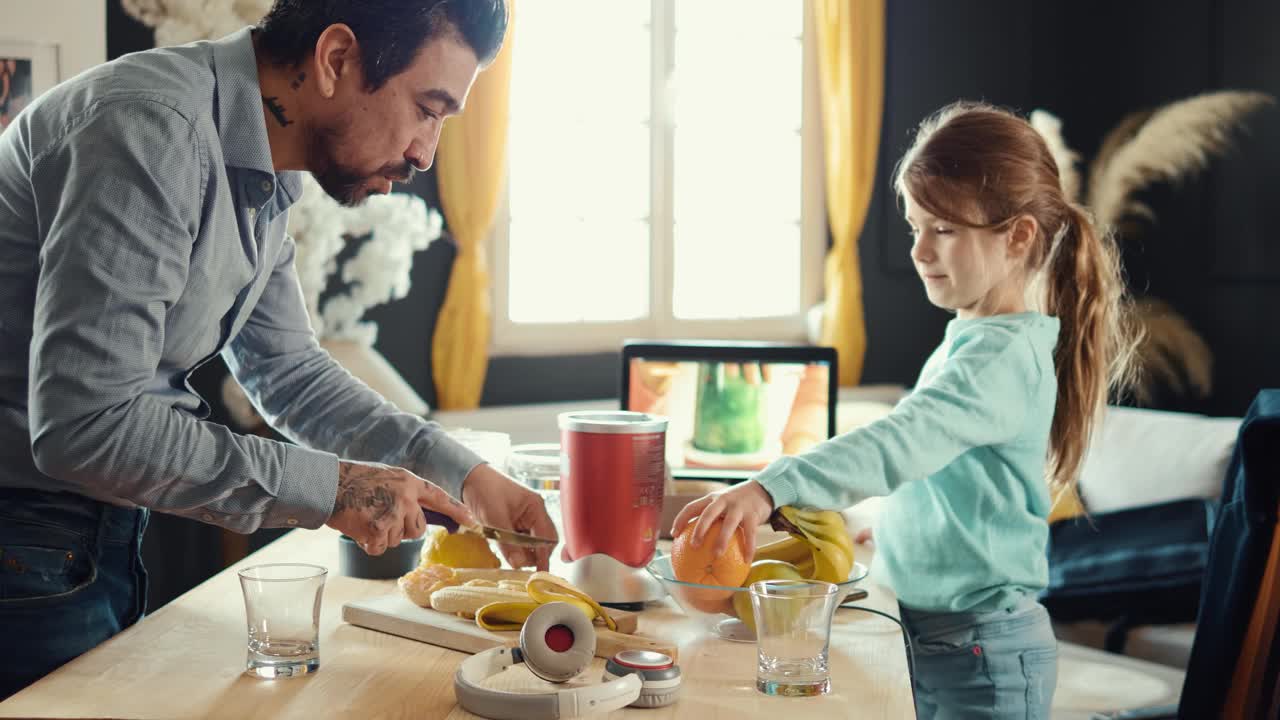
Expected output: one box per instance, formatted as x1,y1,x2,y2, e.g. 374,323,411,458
307,121,416,207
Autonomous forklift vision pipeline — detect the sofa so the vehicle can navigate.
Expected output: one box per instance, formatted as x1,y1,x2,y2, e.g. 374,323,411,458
1045,405,1242,670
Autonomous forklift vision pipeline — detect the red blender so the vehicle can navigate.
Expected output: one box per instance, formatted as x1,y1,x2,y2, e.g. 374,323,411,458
559,411,669,608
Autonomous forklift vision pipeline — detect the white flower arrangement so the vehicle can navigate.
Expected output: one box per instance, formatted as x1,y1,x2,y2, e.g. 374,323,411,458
290,174,443,344
122,0,273,51
123,0,443,347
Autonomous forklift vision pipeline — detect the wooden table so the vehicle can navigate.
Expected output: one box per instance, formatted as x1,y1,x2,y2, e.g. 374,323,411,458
0,525,914,719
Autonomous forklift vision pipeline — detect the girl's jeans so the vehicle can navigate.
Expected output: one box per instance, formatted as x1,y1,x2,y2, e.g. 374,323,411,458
902,596,1058,719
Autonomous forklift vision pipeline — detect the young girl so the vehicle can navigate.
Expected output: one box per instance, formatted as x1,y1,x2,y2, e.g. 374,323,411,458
673,101,1138,719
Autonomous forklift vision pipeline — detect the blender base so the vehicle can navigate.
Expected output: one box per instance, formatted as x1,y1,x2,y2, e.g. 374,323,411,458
564,553,667,605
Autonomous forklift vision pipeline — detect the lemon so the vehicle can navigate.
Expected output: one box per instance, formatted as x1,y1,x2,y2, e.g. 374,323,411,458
733,559,806,632
420,527,501,569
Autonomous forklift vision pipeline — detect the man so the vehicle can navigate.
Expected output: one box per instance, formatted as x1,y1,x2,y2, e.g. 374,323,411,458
0,0,552,698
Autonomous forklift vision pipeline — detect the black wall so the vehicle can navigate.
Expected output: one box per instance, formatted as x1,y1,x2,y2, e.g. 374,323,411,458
861,0,1279,418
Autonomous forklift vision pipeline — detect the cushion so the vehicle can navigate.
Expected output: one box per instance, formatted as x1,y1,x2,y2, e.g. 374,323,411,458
1047,484,1086,525
1042,497,1215,631
1076,406,1239,514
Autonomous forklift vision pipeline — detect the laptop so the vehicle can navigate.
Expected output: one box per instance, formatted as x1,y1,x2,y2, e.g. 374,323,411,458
620,340,838,483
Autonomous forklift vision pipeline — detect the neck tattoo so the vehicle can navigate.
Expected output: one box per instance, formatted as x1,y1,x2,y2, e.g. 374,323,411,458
263,96,294,127
290,71,306,91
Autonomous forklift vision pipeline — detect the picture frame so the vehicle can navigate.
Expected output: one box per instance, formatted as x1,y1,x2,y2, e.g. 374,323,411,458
0,39,60,131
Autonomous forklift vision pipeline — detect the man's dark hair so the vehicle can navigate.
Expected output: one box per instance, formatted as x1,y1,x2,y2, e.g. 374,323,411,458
257,0,507,91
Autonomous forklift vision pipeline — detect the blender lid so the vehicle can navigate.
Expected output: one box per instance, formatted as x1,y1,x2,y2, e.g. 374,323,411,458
558,411,669,434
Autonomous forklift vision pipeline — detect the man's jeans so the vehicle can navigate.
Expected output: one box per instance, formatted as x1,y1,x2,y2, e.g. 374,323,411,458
0,487,148,700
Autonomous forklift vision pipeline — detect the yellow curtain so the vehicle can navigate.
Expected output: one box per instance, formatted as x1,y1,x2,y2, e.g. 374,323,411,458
814,0,885,387
432,4,515,410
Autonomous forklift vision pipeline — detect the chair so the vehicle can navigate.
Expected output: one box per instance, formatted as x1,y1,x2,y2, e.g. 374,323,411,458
1095,389,1280,719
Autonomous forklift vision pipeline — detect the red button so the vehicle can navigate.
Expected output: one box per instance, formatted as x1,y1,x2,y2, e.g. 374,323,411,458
544,624,574,653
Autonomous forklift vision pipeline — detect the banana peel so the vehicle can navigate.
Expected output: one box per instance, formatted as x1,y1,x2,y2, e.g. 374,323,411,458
759,507,855,584
475,572,618,632
474,601,537,631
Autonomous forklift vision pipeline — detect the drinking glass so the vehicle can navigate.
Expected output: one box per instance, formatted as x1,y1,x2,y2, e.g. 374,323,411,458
446,429,512,470
238,563,327,679
750,579,840,696
506,443,562,538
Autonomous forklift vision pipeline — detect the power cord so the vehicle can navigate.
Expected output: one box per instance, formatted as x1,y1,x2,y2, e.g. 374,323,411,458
839,603,916,696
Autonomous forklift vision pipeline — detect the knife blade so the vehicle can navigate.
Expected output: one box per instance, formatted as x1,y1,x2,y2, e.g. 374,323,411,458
422,509,557,547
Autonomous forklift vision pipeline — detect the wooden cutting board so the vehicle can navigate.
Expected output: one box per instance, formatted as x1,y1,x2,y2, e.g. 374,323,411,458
342,593,678,662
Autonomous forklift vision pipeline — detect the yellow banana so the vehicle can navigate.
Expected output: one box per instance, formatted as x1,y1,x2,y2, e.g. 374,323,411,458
769,507,855,584
753,536,816,577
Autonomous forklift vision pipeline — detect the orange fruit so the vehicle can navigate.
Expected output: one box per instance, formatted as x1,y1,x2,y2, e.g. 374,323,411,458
671,519,750,613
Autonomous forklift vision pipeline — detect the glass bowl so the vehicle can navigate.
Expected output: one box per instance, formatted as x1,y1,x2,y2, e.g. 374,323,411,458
646,553,869,642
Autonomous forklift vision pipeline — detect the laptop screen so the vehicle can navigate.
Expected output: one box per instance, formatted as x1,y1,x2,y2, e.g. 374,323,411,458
622,343,836,482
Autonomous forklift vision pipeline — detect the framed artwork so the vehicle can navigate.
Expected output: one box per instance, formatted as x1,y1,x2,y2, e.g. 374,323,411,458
0,40,60,131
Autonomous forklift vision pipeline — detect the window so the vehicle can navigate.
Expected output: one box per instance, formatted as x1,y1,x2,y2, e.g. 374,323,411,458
491,0,824,354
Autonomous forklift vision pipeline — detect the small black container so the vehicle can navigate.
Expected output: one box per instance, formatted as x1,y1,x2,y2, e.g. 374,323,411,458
337,534,425,579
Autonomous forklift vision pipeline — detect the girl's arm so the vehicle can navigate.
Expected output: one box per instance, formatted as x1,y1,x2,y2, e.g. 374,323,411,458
755,323,1041,510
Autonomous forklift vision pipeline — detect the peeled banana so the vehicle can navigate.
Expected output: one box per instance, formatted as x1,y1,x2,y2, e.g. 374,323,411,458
760,506,855,585
405,566,618,633
429,585,530,617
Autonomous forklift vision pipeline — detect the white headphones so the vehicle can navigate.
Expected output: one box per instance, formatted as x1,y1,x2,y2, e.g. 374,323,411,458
454,602,682,719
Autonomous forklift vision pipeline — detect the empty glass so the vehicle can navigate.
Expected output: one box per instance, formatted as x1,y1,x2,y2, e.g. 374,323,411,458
506,443,562,538
238,563,327,679
447,429,512,470
750,579,841,696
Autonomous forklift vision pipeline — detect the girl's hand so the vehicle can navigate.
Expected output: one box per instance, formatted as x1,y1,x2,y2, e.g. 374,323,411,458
671,480,775,559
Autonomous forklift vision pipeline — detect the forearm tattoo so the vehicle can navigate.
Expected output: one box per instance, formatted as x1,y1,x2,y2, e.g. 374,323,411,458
336,464,397,535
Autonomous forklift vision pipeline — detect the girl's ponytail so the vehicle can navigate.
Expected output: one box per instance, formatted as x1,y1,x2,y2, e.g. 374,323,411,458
1042,203,1140,492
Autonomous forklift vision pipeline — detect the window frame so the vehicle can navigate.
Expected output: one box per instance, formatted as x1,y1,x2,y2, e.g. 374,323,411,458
489,0,826,356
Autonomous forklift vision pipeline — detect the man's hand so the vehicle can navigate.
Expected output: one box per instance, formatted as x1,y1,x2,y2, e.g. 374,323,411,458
461,463,557,571
671,479,775,560
326,460,475,556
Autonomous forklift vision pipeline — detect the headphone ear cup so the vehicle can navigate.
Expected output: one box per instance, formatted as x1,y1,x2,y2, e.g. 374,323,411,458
630,689,680,708
519,602,597,683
